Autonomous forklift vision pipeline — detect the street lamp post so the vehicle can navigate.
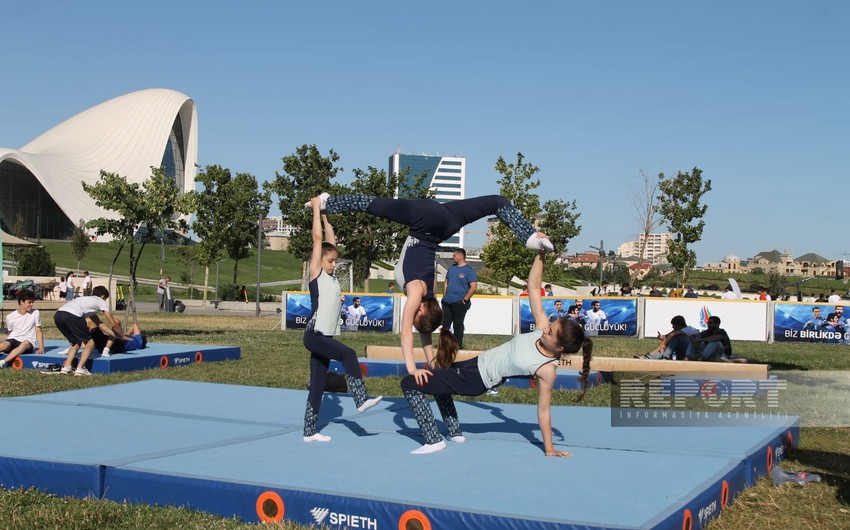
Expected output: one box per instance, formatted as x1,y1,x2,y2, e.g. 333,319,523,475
589,240,604,291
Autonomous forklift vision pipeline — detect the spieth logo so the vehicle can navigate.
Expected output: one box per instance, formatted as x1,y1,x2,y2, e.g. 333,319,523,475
30,360,55,369
697,499,718,527
309,506,377,529
172,357,192,365
310,507,330,525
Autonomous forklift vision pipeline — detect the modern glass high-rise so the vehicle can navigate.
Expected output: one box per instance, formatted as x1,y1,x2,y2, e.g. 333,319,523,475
388,151,466,249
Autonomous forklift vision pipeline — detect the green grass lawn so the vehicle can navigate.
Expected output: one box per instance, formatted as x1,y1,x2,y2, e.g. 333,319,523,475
0,314,848,529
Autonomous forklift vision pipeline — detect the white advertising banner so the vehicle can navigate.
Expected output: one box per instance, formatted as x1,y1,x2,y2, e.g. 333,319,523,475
643,299,768,342
398,295,515,336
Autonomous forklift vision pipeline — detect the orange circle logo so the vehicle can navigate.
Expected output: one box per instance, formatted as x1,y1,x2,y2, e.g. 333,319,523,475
682,508,693,530
160,356,169,368
529,377,537,389
255,491,284,523
721,480,729,509
12,357,24,370
360,362,369,376
767,446,774,473
399,510,431,530
195,351,203,364
785,430,793,454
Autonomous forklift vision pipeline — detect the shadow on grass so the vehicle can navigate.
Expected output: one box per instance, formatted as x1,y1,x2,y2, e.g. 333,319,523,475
792,447,850,506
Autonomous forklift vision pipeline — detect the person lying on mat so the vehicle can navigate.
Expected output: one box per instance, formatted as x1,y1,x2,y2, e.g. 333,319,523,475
88,316,147,356
399,247,593,455
310,192,554,387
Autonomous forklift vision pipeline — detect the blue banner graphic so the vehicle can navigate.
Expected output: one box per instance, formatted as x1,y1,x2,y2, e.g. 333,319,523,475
519,298,638,337
773,302,848,344
286,293,394,332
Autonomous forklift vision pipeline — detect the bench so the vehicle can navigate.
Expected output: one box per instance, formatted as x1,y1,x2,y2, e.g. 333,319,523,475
363,345,769,379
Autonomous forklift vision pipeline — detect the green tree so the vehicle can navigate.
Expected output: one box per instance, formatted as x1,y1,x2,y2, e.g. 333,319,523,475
192,165,271,294
70,219,90,272
83,167,195,321
16,245,56,277
482,153,580,291
657,167,711,287
268,145,343,264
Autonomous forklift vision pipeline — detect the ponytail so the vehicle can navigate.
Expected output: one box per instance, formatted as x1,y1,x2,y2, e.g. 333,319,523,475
574,337,594,402
432,328,460,369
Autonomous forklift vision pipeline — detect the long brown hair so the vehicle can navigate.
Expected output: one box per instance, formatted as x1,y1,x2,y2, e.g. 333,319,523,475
556,318,593,401
432,329,460,369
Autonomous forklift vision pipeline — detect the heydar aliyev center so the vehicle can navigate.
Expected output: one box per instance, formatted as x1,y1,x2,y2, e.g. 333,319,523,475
0,88,197,240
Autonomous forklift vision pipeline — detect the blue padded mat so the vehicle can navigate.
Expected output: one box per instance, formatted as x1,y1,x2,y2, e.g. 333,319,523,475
0,379,798,529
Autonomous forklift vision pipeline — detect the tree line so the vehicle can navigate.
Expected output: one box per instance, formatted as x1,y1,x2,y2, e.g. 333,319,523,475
7,145,710,319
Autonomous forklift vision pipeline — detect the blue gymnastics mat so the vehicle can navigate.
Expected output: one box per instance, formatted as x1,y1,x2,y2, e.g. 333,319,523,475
1,339,240,373
0,379,798,530
330,358,605,391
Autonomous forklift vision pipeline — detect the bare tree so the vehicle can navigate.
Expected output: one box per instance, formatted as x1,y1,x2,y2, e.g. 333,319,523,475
628,170,664,287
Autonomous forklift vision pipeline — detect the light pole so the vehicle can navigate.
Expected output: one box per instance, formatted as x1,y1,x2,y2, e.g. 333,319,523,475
589,240,604,291
255,213,262,318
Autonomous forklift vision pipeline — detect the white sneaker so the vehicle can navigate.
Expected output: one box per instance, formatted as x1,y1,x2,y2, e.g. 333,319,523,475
74,367,93,376
303,192,330,210
56,347,70,356
525,234,554,252
101,351,110,358
357,395,383,413
0,360,6,369
448,435,466,443
60,365,74,375
303,433,332,443
411,440,447,455
486,388,499,396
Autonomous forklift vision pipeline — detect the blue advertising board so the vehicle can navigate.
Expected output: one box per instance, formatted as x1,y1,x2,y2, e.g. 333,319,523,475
519,298,638,337
285,293,394,332
773,302,848,344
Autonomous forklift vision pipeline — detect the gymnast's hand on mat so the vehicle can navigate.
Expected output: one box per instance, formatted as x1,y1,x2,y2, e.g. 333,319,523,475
412,367,433,385
545,449,572,457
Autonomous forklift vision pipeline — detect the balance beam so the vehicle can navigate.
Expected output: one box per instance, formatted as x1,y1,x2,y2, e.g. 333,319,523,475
364,345,769,379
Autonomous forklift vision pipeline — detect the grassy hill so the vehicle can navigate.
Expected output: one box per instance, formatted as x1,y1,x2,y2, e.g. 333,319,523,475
30,241,305,299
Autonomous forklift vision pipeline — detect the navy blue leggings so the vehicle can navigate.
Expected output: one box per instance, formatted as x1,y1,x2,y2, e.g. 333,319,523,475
400,358,489,396
303,331,362,411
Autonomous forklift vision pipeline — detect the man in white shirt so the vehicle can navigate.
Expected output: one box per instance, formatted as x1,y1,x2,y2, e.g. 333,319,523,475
721,286,737,299
343,297,368,331
81,271,92,296
53,286,119,376
828,290,842,304
0,291,45,369
584,300,608,337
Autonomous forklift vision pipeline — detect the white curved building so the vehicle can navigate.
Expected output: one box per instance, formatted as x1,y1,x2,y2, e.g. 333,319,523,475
0,88,197,240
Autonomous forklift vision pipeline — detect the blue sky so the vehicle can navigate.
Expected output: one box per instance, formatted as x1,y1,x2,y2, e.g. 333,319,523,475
1,1,847,263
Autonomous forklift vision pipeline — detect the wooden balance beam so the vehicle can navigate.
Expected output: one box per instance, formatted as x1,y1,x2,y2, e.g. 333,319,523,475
364,345,769,379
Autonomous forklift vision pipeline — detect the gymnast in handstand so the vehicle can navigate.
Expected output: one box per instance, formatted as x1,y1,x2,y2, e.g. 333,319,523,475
311,192,553,384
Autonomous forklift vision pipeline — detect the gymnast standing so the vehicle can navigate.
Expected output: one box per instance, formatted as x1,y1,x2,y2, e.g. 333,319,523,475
302,196,382,442
311,193,553,384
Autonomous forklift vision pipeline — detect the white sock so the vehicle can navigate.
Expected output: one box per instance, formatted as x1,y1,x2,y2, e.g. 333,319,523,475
449,435,466,443
357,395,383,413
525,233,554,252
411,440,447,455
303,433,332,443
0,360,6,368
